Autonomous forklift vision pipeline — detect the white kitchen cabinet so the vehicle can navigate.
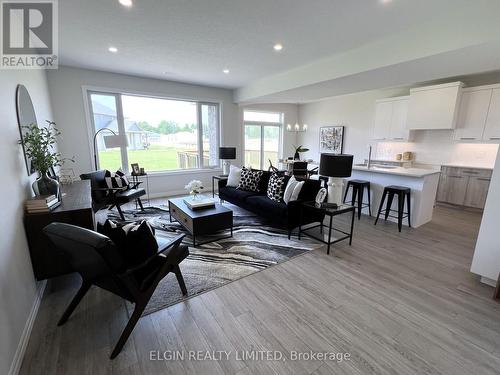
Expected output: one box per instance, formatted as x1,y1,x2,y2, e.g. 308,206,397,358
372,97,410,141
454,89,492,141
372,100,392,140
389,98,410,140
407,82,463,130
482,88,500,141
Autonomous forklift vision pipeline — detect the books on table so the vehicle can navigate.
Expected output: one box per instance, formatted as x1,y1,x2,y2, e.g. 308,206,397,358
25,195,60,213
183,197,215,210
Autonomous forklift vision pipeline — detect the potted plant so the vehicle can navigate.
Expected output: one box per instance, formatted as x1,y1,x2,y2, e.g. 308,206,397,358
293,145,309,160
185,180,204,200
20,121,73,197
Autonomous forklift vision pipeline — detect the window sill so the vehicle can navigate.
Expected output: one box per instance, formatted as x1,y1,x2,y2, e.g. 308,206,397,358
135,168,223,178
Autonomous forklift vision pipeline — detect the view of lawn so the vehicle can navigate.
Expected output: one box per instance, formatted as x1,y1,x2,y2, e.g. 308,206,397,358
99,145,184,172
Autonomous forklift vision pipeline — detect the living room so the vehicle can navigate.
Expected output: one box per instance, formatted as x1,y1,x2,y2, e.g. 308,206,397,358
3,1,500,374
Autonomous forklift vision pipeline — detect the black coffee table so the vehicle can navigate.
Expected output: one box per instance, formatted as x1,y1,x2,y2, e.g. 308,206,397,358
168,197,233,247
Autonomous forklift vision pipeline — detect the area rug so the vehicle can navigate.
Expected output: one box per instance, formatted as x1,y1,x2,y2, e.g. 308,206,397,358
107,203,322,315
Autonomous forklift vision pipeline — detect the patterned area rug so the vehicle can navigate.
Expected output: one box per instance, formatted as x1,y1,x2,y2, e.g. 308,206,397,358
107,203,322,315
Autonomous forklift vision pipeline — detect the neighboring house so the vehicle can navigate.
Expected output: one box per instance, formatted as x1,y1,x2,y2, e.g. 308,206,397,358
92,101,150,151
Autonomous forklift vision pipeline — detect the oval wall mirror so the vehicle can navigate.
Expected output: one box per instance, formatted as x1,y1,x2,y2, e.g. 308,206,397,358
16,84,38,175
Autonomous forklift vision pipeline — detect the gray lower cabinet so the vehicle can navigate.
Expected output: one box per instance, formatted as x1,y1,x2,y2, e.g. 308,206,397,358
437,166,492,209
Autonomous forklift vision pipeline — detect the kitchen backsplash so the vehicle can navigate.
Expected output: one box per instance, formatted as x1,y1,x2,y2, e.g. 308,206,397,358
375,130,499,169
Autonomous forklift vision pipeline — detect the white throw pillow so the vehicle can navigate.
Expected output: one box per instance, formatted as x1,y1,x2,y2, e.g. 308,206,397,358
226,165,242,187
289,181,305,202
283,176,298,204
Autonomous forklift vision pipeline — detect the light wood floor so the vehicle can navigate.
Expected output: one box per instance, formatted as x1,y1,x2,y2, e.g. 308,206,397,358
20,204,500,375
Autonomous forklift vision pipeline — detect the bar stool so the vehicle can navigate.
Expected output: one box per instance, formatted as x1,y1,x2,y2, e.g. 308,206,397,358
343,179,371,219
374,185,411,232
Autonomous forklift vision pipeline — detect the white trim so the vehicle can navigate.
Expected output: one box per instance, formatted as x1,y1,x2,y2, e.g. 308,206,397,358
8,281,47,375
132,168,223,178
480,276,497,287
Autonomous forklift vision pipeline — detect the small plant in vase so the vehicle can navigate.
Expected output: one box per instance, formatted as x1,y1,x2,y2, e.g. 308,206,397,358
20,121,74,197
293,145,309,160
185,180,204,200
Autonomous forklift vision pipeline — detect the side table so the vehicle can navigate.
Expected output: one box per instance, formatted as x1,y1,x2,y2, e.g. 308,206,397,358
131,173,150,207
299,202,355,254
212,175,228,198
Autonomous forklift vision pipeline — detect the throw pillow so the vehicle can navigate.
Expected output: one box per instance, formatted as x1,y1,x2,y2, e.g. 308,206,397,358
283,176,298,204
122,220,158,266
289,181,305,202
226,165,242,187
237,167,263,192
98,219,158,267
104,169,129,190
267,173,287,202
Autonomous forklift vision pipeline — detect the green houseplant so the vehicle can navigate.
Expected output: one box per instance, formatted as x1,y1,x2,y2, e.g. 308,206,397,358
20,121,71,197
293,145,309,160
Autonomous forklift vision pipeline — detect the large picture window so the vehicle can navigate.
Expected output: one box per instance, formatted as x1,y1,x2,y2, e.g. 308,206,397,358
88,90,220,173
243,111,282,170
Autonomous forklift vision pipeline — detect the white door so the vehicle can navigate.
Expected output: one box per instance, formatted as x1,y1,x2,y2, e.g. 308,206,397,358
483,88,500,140
389,99,409,140
454,89,492,141
372,101,392,140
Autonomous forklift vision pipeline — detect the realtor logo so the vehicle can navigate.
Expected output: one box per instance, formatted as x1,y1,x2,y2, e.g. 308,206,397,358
1,0,58,69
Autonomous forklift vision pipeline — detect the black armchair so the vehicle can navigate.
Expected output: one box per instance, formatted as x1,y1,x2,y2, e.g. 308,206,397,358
80,170,146,220
43,222,189,359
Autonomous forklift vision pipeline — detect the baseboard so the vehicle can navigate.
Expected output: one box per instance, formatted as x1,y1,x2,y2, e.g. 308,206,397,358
147,189,215,200
8,280,46,375
480,276,497,287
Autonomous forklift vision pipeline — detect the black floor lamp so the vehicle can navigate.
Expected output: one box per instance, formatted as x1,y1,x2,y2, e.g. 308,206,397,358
93,128,128,170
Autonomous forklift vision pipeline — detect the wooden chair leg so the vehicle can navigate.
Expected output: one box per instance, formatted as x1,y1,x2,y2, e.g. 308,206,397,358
137,198,145,211
110,302,146,359
116,205,125,220
173,265,188,295
58,282,91,326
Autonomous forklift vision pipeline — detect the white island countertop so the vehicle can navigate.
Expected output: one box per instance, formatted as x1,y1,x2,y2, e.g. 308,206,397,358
352,165,441,178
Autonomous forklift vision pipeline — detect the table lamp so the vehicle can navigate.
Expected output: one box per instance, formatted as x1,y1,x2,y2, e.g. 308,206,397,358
319,154,353,208
219,147,236,175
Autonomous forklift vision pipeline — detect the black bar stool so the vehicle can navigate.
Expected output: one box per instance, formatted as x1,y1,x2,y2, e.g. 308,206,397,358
374,185,411,232
343,179,371,219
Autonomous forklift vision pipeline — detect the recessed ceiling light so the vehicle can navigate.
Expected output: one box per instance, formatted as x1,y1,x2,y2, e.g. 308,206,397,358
223,68,230,74
119,0,133,7
273,43,283,51
108,46,118,53
380,0,392,3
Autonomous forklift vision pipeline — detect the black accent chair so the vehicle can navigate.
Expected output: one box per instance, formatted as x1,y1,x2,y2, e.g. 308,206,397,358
43,222,189,359
80,170,146,220
292,162,309,179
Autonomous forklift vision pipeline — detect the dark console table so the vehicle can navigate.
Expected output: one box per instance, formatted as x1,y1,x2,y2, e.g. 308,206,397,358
24,180,95,280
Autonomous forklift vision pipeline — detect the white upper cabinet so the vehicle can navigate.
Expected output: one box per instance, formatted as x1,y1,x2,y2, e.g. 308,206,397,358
483,88,500,141
407,82,463,130
372,100,392,140
454,89,492,141
389,98,410,140
372,97,410,141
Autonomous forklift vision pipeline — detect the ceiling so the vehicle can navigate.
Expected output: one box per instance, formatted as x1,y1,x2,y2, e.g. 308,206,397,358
59,0,500,102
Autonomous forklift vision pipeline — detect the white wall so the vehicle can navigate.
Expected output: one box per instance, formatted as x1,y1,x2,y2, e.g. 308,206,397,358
0,70,52,375
471,150,500,284
46,66,239,196
298,88,499,168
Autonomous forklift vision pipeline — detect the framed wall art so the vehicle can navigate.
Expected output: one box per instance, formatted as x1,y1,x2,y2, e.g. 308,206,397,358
319,126,344,154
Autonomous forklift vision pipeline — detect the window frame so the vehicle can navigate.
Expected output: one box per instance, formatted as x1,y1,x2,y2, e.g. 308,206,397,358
83,86,222,175
243,110,283,170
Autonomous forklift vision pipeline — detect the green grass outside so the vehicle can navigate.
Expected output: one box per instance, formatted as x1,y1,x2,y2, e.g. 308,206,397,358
99,145,187,172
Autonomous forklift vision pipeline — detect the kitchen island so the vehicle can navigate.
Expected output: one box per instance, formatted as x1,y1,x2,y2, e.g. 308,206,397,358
345,166,441,228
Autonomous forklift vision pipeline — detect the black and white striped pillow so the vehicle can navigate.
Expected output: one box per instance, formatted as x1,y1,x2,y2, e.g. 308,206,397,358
237,167,263,192
267,173,287,202
104,169,129,190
